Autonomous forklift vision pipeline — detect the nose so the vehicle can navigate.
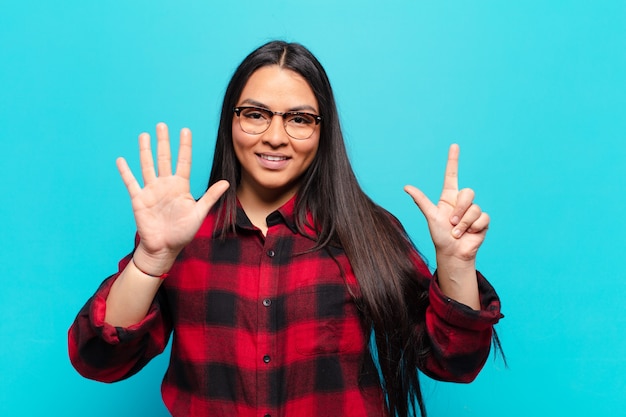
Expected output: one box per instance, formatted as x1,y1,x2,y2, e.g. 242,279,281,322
261,115,289,147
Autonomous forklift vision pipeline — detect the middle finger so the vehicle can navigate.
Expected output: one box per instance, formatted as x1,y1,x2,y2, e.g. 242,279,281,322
156,122,172,177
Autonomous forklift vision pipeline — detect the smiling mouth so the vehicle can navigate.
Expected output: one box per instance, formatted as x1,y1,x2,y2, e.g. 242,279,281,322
259,154,289,162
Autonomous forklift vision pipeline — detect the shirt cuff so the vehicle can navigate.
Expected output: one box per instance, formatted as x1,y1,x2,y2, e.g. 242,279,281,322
89,274,162,345
428,270,503,331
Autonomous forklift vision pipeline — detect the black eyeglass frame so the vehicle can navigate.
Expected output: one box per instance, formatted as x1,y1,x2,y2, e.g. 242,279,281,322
233,106,322,140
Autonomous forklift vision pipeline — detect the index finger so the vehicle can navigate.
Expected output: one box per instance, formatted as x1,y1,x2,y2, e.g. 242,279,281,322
442,143,460,193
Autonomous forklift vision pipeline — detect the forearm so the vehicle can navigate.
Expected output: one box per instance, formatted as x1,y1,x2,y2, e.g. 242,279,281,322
104,258,165,327
435,255,480,310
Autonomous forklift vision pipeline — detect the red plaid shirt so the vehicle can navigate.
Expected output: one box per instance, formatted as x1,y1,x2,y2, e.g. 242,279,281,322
68,196,502,417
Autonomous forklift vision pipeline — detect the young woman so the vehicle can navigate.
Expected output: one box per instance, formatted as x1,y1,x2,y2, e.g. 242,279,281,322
69,41,502,417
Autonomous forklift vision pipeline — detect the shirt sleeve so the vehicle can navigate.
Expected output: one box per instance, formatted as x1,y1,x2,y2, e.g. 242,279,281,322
383,210,503,382
67,254,172,383
419,269,502,382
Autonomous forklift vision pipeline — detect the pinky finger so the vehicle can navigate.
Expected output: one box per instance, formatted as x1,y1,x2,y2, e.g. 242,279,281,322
116,157,142,198
467,212,490,234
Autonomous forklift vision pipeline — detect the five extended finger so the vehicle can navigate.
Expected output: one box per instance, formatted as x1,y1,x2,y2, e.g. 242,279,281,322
156,122,173,177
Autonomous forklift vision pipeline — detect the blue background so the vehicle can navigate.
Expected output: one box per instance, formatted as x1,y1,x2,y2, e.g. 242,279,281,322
1,1,624,415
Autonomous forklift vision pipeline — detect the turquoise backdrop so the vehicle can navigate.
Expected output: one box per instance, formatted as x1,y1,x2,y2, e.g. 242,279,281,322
1,1,624,415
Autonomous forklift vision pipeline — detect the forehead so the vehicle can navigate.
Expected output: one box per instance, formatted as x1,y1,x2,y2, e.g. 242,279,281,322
238,65,318,111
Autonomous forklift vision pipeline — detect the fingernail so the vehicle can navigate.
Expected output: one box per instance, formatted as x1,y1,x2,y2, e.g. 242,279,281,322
453,228,462,237
451,216,459,225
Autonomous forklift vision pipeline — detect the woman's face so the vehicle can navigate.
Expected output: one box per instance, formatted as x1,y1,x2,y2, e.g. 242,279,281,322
232,65,320,203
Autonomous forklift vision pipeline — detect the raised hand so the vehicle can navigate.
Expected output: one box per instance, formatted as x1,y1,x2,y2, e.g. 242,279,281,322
404,144,489,263
116,123,229,276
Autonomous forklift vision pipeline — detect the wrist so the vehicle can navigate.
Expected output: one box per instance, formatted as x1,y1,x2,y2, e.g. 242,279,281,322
131,257,170,279
436,254,476,273
435,256,480,310
132,245,178,278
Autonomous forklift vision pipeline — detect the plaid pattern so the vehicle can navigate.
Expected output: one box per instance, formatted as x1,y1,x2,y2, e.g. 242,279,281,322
69,196,502,417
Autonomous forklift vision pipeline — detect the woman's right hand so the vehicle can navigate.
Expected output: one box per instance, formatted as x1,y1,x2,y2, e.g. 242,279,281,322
116,122,229,276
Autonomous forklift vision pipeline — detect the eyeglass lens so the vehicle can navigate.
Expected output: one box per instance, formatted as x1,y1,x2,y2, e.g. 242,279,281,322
237,107,318,139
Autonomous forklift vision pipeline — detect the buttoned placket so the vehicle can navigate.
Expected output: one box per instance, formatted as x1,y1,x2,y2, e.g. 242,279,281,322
257,223,281,416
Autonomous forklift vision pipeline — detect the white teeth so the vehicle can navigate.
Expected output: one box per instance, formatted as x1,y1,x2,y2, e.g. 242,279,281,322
261,155,287,161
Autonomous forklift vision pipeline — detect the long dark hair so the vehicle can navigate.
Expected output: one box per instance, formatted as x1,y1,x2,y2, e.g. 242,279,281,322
208,40,436,417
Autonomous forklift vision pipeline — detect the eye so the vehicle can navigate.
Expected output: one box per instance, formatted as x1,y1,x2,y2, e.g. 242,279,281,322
241,107,269,121
286,113,315,125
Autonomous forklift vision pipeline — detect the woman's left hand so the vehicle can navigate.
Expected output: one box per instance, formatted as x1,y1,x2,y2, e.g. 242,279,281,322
404,144,489,263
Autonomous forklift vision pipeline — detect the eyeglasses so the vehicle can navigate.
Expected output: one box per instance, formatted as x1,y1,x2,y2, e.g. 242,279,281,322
233,106,322,140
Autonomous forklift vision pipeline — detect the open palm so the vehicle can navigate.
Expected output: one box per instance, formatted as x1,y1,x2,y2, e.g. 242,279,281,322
117,123,229,274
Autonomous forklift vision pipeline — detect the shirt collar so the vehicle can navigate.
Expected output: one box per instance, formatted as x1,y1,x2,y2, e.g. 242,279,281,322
234,194,299,234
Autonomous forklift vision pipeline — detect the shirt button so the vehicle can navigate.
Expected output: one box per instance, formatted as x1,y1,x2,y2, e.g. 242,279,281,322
262,298,272,307
263,355,271,364
267,250,275,257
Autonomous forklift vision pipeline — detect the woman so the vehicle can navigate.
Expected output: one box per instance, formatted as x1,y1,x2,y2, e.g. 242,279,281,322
69,41,502,417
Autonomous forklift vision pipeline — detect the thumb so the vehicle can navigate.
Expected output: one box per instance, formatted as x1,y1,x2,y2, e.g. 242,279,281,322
404,185,435,219
197,180,230,215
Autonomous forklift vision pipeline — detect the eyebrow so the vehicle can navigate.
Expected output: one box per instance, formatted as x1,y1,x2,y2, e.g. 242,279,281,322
239,98,318,113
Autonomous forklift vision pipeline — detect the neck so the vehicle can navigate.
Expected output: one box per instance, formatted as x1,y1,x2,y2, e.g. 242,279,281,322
237,183,297,235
